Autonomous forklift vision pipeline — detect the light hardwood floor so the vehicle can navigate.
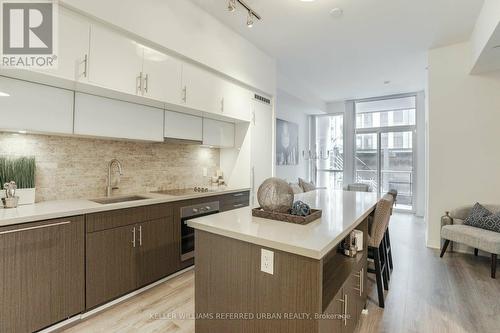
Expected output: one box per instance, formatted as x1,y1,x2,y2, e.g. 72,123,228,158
63,214,500,333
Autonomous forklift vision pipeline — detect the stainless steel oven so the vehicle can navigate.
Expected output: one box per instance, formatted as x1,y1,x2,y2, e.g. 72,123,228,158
180,201,220,261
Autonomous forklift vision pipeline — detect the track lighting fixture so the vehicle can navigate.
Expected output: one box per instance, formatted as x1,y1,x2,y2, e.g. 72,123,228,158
227,0,236,12
247,11,254,28
226,0,261,27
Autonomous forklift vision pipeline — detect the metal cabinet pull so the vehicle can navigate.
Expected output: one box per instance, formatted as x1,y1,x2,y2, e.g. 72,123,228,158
233,193,244,197
132,227,136,247
0,221,71,235
233,203,244,208
137,73,143,95
139,225,142,246
82,54,88,78
354,268,363,296
144,74,149,93
221,98,224,112
182,86,187,103
336,293,348,326
251,167,255,206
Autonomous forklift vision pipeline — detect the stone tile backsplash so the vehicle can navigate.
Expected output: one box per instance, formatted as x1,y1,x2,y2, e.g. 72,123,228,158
0,133,220,202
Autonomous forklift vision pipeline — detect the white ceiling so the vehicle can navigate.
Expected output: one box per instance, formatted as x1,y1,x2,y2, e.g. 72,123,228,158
190,0,484,102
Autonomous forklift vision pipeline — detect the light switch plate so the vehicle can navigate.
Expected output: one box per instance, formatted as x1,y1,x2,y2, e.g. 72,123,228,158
261,249,274,275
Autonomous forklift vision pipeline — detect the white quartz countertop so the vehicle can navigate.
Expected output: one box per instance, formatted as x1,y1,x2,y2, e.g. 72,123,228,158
187,190,378,260
0,187,250,227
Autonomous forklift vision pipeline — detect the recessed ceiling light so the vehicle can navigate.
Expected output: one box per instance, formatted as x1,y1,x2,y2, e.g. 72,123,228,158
330,8,343,18
384,80,391,85
0,91,10,97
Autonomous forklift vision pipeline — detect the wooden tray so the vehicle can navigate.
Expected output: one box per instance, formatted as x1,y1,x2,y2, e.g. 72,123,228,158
252,207,322,225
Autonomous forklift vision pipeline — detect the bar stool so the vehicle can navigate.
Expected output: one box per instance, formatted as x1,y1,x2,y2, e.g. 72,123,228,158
367,194,394,308
344,183,370,192
384,189,398,272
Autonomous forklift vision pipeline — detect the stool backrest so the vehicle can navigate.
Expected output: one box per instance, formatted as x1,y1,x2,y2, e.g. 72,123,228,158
369,194,394,247
345,183,370,192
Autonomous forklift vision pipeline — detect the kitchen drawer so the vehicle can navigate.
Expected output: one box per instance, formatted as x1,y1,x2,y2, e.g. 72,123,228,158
86,203,173,233
220,191,250,211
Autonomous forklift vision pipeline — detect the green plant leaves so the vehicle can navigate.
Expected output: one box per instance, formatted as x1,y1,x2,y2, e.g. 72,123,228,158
0,156,36,189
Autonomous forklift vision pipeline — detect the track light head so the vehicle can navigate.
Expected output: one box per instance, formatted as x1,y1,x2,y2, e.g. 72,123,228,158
228,0,236,12
247,10,254,28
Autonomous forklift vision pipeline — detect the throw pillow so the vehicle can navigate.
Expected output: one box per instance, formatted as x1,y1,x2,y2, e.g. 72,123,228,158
465,203,492,226
289,183,304,194
465,203,500,233
298,178,316,192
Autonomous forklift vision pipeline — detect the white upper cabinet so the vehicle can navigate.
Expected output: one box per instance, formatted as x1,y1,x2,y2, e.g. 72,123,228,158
221,80,252,122
32,6,90,82
202,118,235,148
181,63,223,115
164,110,202,142
141,47,182,104
74,93,164,142
0,76,74,134
89,24,144,95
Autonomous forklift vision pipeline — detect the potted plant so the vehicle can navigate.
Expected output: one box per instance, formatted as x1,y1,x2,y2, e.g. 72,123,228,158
0,156,36,205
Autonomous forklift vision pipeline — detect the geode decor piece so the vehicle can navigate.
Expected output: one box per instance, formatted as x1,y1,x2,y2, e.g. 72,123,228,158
257,177,294,213
291,200,311,217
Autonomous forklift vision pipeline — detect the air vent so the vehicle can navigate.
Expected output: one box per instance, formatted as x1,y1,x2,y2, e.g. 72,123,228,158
254,93,271,105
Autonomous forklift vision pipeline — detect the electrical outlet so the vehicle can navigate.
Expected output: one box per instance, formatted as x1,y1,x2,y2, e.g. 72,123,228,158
202,168,207,177
261,249,274,275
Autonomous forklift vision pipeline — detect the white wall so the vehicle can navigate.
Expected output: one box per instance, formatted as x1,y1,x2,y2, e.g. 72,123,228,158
427,41,500,248
61,0,276,95
471,0,500,72
275,90,312,183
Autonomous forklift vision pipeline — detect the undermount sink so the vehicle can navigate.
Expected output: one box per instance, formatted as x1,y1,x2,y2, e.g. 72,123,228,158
90,195,149,205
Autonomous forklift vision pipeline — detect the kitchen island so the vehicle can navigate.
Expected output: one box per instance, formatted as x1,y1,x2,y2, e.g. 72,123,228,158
187,189,378,333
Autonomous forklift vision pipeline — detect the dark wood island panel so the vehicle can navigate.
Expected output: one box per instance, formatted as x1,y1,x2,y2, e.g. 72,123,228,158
194,217,370,333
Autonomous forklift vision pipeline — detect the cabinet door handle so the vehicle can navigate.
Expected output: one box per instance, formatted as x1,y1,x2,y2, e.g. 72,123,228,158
137,72,143,95
132,227,136,248
144,74,149,93
233,203,244,208
221,98,224,112
344,294,348,326
251,167,255,206
82,54,88,78
0,221,71,235
182,86,187,103
139,225,142,246
233,193,245,197
336,293,348,326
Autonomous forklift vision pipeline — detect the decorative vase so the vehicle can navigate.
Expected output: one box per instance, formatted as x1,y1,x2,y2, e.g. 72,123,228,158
0,188,35,205
257,178,294,213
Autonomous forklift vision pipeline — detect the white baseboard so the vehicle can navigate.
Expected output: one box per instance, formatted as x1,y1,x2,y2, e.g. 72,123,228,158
39,266,194,333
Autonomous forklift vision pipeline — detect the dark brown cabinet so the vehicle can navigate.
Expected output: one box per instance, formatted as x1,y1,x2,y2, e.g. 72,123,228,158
219,190,250,212
86,223,137,309
86,204,177,309
0,216,85,333
137,217,177,288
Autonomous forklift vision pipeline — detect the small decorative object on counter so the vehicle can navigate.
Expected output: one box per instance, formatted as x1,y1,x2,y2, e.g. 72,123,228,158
0,156,36,205
257,177,294,213
2,181,19,208
290,200,311,216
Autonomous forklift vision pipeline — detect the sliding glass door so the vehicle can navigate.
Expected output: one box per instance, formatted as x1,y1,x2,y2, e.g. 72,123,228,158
355,95,416,211
312,114,344,190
